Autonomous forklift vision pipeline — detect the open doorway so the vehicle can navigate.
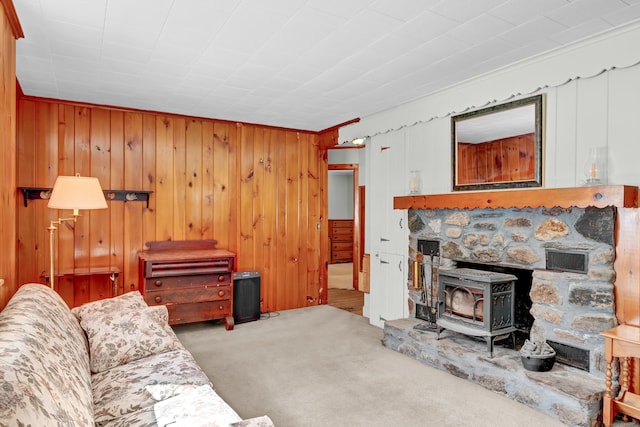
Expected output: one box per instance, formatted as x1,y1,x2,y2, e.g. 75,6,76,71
327,164,363,314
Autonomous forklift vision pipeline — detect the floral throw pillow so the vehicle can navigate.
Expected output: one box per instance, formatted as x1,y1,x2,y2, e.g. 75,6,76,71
81,308,179,373
71,290,147,321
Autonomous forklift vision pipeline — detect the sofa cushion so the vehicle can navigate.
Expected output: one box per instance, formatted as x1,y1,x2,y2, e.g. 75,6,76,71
99,406,156,427
81,307,180,373
92,349,211,425
0,284,94,427
151,384,242,426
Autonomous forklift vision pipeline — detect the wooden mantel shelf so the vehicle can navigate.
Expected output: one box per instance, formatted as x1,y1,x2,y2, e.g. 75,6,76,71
394,185,638,210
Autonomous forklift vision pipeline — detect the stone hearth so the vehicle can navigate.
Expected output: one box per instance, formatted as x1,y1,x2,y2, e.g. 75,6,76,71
383,317,604,427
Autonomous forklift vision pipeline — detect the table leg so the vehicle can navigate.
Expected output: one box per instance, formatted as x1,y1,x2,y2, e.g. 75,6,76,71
603,345,614,427
621,357,630,422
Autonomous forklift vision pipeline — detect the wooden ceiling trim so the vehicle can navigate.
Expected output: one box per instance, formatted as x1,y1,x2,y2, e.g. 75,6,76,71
1,0,24,39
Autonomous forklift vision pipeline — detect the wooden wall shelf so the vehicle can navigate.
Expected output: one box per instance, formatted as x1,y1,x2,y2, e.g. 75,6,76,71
394,185,638,210
18,187,153,208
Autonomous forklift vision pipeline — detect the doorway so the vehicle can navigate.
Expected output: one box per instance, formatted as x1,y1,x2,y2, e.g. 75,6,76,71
327,164,361,312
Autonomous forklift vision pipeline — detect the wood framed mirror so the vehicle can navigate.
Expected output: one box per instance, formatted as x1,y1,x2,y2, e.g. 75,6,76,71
452,94,544,191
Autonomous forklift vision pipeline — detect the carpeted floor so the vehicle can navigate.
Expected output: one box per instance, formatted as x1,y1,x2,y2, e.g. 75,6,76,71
173,305,568,427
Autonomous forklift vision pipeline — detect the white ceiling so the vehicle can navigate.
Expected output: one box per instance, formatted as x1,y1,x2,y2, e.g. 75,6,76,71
13,0,640,132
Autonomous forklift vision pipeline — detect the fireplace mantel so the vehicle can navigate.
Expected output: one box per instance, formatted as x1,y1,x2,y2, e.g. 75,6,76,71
394,185,638,210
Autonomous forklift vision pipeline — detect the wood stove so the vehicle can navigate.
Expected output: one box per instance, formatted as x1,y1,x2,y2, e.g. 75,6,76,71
436,268,517,357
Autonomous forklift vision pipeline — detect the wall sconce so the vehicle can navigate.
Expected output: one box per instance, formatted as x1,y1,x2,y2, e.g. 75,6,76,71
338,137,368,146
47,174,108,289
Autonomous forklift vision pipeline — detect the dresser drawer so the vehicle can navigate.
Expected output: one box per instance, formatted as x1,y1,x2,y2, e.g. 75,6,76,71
332,241,352,252
166,300,232,325
145,273,230,291
330,219,353,227
331,227,353,238
145,258,233,278
145,285,231,306
332,250,353,263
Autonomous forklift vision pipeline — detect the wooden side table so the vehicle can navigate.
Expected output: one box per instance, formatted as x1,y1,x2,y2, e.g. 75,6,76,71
43,267,120,298
601,324,640,427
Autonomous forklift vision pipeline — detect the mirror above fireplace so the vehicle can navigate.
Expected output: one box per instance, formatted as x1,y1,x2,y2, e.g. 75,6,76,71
452,94,544,191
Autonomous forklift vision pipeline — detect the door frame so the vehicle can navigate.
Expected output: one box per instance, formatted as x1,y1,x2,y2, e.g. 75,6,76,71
328,163,360,290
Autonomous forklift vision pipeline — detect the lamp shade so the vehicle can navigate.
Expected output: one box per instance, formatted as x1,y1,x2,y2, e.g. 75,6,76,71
47,175,108,210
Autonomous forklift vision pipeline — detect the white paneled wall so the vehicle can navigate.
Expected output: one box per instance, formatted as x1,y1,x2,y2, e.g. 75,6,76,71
355,63,640,193
608,65,640,185
342,21,640,191
549,83,578,187
346,21,640,325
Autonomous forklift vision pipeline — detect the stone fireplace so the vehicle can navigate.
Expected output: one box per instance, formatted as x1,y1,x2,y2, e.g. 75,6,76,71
383,186,638,427
409,205,616,375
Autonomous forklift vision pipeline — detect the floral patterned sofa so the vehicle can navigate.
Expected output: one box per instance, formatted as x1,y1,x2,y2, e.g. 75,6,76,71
0,283,274,427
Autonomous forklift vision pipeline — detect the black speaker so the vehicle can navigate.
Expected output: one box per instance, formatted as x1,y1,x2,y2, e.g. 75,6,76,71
233,271,260,324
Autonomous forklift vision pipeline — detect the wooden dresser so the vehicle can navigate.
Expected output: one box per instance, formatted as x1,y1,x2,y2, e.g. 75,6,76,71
329,219,353,264
138,240,236,329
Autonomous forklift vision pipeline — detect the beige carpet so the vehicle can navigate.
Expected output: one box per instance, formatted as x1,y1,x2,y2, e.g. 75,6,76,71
173,305,567,427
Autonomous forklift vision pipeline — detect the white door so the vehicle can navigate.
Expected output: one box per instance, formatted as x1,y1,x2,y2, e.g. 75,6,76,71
376,252,406,327
368,133,408,328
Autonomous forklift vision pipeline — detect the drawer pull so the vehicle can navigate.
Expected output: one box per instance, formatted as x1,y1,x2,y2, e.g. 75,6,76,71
219,305,224,310
154,280,163,287
218,275,225,282
155,296,162,304
218,290,225,297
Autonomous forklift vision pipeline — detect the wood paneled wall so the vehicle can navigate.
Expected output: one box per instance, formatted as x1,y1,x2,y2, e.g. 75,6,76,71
12,97,324,312
0,0,20,310
616,209,640,326
614,208,640,392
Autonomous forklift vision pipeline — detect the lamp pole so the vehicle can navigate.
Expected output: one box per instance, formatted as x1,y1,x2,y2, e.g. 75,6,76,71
47,210,79,290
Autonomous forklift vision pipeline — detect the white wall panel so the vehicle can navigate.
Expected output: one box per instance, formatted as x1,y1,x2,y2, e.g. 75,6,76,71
548,83,578,187
608,65,640,186
575,75,610,185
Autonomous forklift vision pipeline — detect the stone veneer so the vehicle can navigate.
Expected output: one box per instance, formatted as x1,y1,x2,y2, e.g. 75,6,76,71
383,318,604,427
407,205,617,377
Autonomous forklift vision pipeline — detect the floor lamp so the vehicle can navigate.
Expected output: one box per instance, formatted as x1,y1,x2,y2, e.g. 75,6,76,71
47,174,108,290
